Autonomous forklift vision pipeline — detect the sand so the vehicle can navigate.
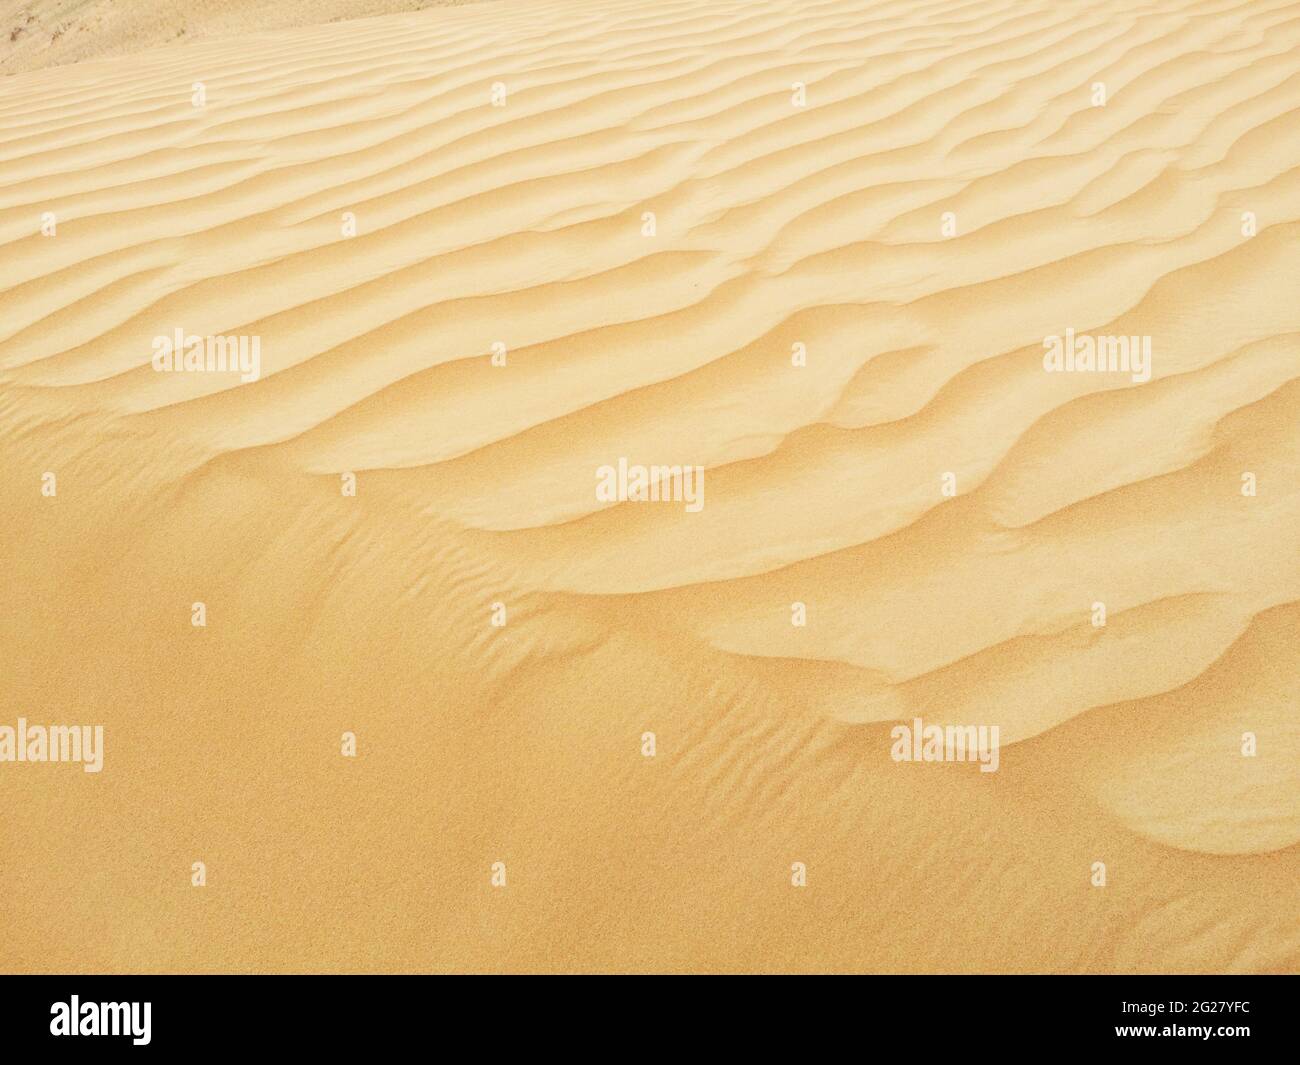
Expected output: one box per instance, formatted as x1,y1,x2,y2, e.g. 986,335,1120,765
0,0,1296,973
0,0,502,77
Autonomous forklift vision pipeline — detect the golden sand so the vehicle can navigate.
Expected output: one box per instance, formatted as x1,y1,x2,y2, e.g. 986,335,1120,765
0,0,1297,973
0,0,500,76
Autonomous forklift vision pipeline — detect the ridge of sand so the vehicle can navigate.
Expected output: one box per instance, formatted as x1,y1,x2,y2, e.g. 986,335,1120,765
0,0,1297,973
0,0,503,77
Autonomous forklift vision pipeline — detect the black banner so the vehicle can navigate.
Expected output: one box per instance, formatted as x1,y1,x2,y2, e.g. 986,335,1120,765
0,975,1291,1052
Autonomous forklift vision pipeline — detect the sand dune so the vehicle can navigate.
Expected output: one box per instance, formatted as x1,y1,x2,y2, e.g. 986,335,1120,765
0,0,1297,973
0,0,500,77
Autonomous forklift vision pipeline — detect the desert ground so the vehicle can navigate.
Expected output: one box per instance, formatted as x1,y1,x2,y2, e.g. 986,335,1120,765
0,0,501,76
0,0,1297,972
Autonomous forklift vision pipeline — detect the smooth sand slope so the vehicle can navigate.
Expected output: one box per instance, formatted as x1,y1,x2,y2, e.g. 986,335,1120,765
0,0,1297,972
0,0,500,77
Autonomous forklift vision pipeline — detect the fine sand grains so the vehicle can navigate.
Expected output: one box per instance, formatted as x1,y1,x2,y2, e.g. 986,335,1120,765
0,0,1297,972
